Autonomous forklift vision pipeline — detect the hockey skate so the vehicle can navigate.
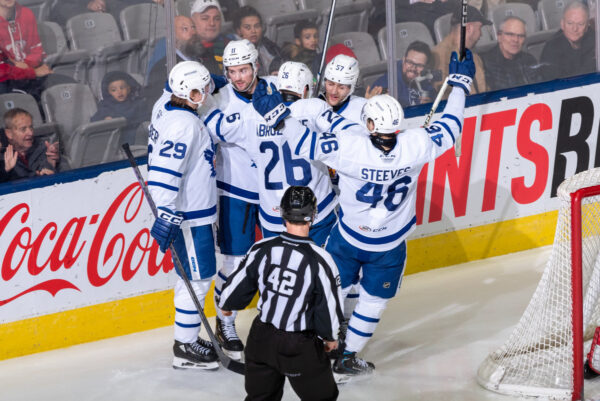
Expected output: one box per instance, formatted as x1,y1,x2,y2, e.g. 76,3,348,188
172,339,219,370
333,351,375,384
216,317,244,361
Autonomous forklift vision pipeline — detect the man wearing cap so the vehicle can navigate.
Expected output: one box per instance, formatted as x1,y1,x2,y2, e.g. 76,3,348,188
431,5,489,94
190,0,232,74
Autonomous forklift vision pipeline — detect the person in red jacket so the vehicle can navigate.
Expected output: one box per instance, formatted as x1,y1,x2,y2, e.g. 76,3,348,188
0,0,58,98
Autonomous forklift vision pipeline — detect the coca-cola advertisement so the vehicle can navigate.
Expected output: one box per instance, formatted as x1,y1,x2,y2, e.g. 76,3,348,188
0,166,177,324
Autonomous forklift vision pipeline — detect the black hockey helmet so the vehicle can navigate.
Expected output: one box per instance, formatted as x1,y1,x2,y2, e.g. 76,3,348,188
280,186,317,224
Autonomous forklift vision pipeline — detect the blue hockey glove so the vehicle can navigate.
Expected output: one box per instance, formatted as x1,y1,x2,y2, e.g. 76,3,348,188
252,80,290,127
447,49,476,94
151,207,183,253
210,73,227,92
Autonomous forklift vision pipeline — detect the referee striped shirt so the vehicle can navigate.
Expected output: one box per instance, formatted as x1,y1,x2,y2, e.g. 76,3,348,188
219,232,344,341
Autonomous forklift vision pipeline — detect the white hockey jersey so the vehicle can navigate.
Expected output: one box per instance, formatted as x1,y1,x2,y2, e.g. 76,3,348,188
325,95,367,126
148,100,217,227
200,84,348,232
210,83,260,204
283,87,466,252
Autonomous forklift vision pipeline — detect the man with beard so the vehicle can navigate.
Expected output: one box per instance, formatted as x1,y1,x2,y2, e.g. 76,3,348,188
372,41,437,107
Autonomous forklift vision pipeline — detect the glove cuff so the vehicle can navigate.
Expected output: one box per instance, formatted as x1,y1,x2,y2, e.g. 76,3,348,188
157,207,183,226
448,73,473,94
263,103,290,127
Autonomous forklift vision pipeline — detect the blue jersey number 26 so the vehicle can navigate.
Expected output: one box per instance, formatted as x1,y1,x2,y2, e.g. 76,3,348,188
355,176,411,211
259,141,312,189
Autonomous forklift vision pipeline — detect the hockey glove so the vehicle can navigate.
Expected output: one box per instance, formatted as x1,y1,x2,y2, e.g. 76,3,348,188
447,49,476,95
151,207,183,253
210,73,228,92
252,80,290,127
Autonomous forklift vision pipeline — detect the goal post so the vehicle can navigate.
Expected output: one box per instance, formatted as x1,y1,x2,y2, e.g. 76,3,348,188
477,168,600,401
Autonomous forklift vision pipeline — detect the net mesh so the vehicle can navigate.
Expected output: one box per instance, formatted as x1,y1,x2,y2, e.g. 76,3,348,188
477,168,600,400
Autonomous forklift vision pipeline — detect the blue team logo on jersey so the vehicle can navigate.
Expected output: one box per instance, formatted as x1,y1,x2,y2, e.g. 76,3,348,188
204,148,216,177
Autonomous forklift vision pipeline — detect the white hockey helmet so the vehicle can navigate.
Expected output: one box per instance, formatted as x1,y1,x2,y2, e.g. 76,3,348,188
361,94,404,134
169,60,212,105
323,54,360,97
277,61,314,99
223,39,258,70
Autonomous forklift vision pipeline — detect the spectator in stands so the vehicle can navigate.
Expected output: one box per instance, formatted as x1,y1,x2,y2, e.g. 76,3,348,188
1,108,60,179
281,20,321,76
49,0,128,26
372,41,437,107
233,6,283,76
481,16,542,91
190,0,232,74
0,0,65,99
92,71,147,146
540,1,596,81
432,5,490,94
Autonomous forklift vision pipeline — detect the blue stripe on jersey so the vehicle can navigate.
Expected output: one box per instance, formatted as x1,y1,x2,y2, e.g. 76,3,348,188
337,99,350,114
181,206,217,220
339,209,417,245
330,115,345,131
347,325,373,337
259,207,283,225
309,131,317,160
435,120,455,143
352,311,380,323
233,89,251,103
442,113,462,132
149,166,183,177
164,102,198,116
175,321,201,328
215,113,226,142
347,293,359,298
217,180,259,200
175,308,198,315
148,181,179,192
203,109,221,126
295,128,311,156
318,190,336,213
342,123,358,130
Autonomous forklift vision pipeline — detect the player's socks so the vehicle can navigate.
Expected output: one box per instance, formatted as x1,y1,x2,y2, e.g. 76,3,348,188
172,340,219,370
216,317,244,361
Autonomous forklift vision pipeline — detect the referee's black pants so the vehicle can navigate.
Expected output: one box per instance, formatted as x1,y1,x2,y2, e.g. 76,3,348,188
244,317,339,401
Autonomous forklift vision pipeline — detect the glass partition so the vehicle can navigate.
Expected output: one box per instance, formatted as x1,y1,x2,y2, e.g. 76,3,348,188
0,0,597,181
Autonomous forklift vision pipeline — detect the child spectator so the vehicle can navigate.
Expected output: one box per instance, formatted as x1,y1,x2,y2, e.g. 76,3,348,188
282,20,321,75
91,71,147,145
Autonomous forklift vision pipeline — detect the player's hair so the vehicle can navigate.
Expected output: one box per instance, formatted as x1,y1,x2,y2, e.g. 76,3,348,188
3,108,32,130
232,5,263,31
404,41,432,67
170,93,191,107
294,20,319,40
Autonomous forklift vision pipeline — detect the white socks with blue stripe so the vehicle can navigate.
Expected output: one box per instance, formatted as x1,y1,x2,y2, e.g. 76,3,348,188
214,255,244,324
344,286,388,353
174,278,212,343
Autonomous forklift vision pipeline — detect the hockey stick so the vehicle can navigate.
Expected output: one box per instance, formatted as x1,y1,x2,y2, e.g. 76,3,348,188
424,0,468,156
122,143,245,375
315,0,338,97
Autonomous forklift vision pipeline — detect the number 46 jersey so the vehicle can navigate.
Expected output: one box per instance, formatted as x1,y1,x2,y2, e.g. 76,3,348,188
148,102,217,227
282,87,466,252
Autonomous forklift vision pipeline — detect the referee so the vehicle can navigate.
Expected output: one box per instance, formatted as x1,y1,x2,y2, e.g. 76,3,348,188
219,186,344,401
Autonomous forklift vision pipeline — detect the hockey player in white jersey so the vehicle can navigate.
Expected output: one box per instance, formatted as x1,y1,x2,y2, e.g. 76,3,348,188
148,60,219,370
252,49,476,376
201,39,266,361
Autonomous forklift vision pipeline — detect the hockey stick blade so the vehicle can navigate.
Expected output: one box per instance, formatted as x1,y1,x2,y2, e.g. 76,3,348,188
122,143,245,375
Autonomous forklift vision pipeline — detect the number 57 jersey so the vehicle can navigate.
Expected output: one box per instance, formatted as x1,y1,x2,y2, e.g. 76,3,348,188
148,102,217,227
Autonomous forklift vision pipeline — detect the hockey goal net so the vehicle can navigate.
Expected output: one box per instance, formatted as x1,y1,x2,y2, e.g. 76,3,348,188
477,168,600,401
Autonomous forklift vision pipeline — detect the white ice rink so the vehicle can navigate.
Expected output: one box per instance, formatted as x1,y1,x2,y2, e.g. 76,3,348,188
2,246,600,401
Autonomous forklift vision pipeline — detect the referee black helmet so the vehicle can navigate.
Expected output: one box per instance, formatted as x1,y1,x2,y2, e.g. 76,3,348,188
280,186,317,224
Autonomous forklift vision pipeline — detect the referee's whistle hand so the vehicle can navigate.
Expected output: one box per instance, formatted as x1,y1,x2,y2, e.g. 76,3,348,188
324,340,338,352
221,309,233,316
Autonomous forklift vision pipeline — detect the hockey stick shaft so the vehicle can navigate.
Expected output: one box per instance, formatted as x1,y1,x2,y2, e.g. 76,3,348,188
315,0,337,97
455,0,468,156
122,144,245,375
423,77,448,127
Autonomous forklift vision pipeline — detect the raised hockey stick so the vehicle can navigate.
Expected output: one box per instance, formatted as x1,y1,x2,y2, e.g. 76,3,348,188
315,0,338,97
424,0,468,157
122,143,245,375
